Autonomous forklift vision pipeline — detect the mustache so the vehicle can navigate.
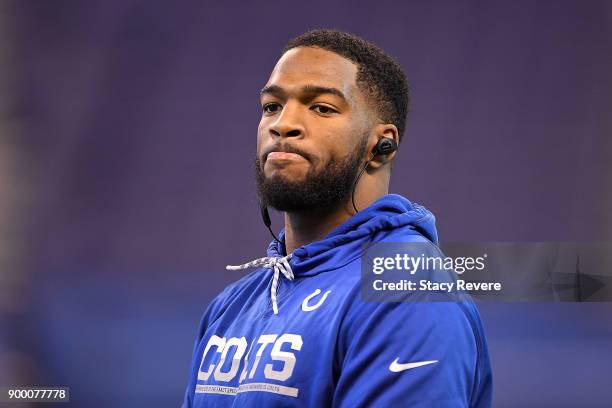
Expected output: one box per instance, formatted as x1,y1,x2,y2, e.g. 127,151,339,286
262,144,310,162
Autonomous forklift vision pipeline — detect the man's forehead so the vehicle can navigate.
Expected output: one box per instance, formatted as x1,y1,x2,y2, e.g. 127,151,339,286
265,47,359,98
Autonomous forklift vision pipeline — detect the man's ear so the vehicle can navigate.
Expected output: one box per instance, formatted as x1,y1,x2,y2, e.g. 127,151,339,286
367,123,399,169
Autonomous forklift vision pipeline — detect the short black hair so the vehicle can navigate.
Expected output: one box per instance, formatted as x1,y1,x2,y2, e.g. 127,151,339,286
283,29,409,143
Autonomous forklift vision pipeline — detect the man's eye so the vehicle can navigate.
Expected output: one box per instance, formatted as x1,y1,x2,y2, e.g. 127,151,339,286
311,105,337,115
263,103,281,114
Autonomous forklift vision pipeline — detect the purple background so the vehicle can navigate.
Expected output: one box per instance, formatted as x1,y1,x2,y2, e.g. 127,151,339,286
4,0,612,406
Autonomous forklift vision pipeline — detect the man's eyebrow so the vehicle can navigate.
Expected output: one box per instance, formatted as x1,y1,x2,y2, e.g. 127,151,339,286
260,85,285,97
260,84,348,102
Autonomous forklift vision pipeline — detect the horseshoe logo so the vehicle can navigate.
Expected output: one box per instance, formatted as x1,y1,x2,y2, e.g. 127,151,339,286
301,289,331,312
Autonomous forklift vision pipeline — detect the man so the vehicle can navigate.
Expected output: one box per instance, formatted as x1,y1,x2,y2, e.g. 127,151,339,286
182,29,492,407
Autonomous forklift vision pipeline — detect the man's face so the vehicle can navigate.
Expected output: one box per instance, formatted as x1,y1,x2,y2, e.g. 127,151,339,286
255,46,374,212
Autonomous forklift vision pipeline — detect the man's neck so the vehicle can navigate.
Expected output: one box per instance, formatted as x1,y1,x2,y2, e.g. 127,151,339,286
282,204,352,255
282,189,387,254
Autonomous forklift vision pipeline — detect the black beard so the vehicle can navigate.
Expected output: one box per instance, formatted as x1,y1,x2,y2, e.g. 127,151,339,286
254,137,369,212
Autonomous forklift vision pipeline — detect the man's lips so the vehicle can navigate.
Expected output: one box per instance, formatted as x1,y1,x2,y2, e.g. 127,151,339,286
266,151,307,162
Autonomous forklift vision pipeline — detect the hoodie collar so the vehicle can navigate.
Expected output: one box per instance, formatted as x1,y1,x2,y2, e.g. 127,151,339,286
226,194,438,315
266,194,438,277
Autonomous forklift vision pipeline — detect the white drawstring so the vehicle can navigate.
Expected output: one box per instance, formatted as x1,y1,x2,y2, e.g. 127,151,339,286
226,254,293,314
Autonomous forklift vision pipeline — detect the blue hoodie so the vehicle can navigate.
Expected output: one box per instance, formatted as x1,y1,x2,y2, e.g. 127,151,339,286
182,194,492,407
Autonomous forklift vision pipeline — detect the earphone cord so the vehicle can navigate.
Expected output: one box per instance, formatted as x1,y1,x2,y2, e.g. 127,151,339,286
267,224,280,244
351,152,376,214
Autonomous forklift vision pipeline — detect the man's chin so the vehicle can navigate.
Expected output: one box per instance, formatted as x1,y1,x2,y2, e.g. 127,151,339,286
258,178,316,212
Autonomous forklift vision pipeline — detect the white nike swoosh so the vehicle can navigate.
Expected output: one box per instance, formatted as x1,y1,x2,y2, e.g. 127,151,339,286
389,358,439,372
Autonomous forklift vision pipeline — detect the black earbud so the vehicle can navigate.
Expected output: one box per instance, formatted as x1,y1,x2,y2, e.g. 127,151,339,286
372,138,398,156
351,138,398,213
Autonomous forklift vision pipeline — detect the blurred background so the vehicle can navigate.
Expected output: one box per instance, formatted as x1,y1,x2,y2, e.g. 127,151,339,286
1,0,611,406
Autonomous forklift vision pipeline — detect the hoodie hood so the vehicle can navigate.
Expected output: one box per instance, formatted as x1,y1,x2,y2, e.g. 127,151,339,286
266,194,438,277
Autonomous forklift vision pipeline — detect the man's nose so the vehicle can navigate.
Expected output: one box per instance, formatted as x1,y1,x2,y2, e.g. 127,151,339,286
269,103,304,138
